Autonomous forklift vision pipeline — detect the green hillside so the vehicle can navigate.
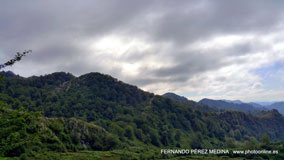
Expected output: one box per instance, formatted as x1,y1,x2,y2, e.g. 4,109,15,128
0,71,283,159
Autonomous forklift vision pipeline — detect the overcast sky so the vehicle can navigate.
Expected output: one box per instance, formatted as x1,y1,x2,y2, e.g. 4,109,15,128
1,0,284,102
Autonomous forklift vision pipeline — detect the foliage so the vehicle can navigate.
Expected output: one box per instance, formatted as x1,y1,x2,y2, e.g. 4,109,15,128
0,102,119,157
0,71,284,158
0,50,32,70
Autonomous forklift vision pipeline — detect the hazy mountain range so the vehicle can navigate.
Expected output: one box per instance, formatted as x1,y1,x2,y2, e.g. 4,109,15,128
163,92,284,115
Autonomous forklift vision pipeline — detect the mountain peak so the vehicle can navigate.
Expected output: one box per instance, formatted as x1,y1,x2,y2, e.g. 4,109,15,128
78,72,119,83
162,92,197,106
222,99,243,104
0,71,17,77
163,92,189,101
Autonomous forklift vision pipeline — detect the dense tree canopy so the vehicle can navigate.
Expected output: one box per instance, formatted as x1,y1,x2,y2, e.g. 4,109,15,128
0,71,283,159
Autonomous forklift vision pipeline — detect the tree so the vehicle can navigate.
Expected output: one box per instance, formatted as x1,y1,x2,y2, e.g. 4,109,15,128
261,133,270,145
260,133,271,149
244,137,258,149
190,133,203,149
225,137,236,148
0,50,32,70
124,126,134,140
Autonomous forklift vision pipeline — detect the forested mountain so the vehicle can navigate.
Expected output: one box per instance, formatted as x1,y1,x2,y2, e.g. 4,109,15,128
198,98,265,113
162,93,189,103
223,100,243,104
0,71,284,159
266,102,284,115
162,92,218,113
249,102,265,108
0,104,118,157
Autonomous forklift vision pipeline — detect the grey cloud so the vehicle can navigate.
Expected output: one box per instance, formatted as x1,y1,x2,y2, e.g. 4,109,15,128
226,43,254,56
147,0,284,44
202,40,268,57
152,52,225,78
127,75,189,87
0,0,284,98
214,76,227,82
0,0,153,76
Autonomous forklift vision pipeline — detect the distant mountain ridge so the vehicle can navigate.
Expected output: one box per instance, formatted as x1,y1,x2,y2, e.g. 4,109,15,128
162,92,281,114
198,98,266,113
252,101,284,115
254,102,275,106
222,99,243,104
162,92,194,105
266,102,284,115
162,92,217,112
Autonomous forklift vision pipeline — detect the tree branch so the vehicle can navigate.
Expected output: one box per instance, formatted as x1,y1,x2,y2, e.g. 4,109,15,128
0,50,32,70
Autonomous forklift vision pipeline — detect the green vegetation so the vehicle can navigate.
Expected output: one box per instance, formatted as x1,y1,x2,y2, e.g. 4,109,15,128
0,103,119,158
0,71,283,159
